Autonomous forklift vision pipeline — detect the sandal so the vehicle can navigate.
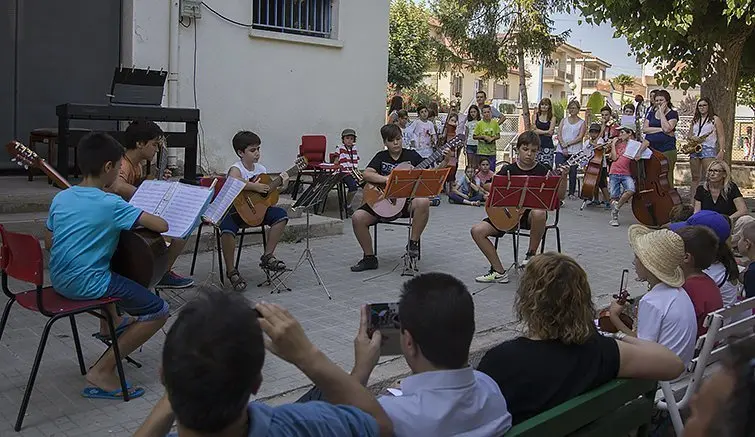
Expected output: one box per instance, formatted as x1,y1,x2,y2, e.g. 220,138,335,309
260,254,287,271
227,269,248,292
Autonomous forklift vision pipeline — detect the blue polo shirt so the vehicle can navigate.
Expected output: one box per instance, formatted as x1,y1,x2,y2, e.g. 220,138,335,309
167,401,378,436
645,109,679,152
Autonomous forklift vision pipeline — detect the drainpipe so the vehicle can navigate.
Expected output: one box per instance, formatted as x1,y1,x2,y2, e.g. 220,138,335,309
537,58,544,102
167,0,181,168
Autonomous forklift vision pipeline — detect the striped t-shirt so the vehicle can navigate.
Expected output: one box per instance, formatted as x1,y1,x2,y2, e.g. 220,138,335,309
334,144,359,169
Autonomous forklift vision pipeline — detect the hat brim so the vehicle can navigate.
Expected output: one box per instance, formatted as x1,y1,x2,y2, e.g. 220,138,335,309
628,225,685,288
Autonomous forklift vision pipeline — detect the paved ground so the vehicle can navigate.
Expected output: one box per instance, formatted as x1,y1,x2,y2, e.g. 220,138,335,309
0,195,652,436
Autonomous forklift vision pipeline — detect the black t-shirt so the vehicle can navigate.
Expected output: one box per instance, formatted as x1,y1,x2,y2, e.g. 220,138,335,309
367,149,424,177
694,183,743,216
477,334,620,424
497,162,550,177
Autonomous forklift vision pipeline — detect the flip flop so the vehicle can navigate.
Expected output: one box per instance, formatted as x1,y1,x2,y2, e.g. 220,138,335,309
92,317,134,342
81,384,145,400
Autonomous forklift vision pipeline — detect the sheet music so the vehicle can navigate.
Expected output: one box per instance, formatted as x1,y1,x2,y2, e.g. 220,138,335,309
203,177,246,225
160,184,213,238
623,139,652,160
128,180,173,214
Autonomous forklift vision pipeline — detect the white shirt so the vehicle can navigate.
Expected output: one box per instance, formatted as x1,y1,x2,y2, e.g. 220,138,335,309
230,161,266,180
560,118,585,155
412,119,437,158
705,262,738,307
401,122,416,149
378,367,512,437
637,283,697,365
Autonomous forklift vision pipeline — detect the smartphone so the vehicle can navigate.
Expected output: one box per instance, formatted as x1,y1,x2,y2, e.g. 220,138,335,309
367,303,402,356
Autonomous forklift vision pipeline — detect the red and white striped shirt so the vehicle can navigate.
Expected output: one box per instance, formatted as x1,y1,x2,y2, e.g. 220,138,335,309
335,144,360,169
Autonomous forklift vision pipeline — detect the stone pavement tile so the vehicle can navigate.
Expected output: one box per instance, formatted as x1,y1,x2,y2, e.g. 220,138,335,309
0,197,650,435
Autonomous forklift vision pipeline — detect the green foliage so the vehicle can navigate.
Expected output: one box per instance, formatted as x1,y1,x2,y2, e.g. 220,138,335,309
587,92,605,118
499,103,516,114
388,0,432,90
393,83,450,113
552,98,567,123
612,74,636,99
430,0,571,81
739,79,755,111
677,94,699,116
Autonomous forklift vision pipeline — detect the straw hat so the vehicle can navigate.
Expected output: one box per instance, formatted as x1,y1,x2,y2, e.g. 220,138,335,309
628,225,685,288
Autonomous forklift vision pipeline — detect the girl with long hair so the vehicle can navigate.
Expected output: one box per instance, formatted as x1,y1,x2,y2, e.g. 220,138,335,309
387,95,403,123
643,89,679,187
532,98,557,168
688,97,726,190
557,100,586,198
465,105,482,168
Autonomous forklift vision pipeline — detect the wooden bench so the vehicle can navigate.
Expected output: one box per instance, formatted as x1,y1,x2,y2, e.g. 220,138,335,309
505,378,657,437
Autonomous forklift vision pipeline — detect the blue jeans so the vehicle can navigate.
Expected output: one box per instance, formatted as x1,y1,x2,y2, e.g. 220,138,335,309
449,192,484,204
220,206,288,235
555,152,578,195
342,174,359,193
609,174,636,199
105,273,169,322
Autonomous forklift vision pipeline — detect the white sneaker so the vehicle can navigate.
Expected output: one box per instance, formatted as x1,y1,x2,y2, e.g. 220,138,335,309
475,270,510,283
609,218,619,227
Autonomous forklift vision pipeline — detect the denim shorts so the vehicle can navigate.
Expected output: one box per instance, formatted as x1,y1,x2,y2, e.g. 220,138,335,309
689,146,717,159
220,205,288,235
609,174,636,199
342,174,359,193
105,273,169,322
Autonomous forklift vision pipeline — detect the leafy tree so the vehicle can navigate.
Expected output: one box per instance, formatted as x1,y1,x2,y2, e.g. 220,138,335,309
739,79,755,112
586,92,605,121
388,0,432,91
612,74,636,100
577,0,755,162
431,0,570,129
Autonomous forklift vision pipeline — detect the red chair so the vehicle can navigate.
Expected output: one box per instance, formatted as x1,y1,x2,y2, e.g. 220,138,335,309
292,135,327,200
189,177,268,286
0,225,131,431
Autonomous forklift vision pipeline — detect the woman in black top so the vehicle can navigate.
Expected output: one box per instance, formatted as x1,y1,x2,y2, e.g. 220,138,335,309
532,98,556,168
694,159,752,244
476,253,684,424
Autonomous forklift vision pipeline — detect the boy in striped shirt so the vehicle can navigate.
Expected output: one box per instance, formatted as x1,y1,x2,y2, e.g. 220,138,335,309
336,128,360,215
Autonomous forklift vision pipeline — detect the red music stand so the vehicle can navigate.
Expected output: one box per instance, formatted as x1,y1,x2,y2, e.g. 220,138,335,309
485,173,562,275
368,167,451,278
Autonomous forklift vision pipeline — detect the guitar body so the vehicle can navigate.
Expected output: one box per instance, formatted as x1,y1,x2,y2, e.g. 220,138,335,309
485,206,524,232
233,174,281,227
580,146,604,200
361,162,412,219
5,141,169,289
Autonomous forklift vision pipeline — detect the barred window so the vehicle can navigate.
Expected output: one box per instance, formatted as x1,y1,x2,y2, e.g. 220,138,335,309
253,0,333,38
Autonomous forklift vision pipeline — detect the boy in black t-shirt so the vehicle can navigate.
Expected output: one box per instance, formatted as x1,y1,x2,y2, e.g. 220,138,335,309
471,131,567,283
350,124,451,272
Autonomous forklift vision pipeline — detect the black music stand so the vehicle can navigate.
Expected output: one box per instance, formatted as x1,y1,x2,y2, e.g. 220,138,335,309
286,172,343,299
364,167,451,279
474,174,561,294
109,66,167,105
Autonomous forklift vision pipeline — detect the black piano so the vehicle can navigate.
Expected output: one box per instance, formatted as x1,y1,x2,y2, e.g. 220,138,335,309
55,67,200,180
56,103,200,180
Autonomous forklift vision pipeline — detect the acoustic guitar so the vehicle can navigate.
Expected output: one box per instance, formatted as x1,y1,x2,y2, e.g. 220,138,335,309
486,147,593,231
351,135,465,219
233,156,308,227
6,141,169,288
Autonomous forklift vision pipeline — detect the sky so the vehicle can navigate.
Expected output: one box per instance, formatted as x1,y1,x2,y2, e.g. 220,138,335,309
550,11,643,78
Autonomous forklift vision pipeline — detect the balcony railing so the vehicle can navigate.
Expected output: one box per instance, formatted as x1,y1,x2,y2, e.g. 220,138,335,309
582,79,598,88
543,68,567,81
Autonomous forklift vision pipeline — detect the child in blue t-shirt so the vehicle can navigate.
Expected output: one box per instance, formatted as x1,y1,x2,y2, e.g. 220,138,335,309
45,133,170,400
736,220,755,299
449,166,485,206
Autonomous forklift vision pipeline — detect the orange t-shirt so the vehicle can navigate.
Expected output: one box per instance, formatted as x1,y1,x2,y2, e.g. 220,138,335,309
120,155,143,186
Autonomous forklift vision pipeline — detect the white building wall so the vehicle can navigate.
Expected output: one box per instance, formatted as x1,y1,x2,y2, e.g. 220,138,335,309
121,0,389,173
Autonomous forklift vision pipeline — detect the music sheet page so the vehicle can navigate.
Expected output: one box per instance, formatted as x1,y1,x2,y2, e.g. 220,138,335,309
160,184,213,239
203,177,246,225
128,180,173,214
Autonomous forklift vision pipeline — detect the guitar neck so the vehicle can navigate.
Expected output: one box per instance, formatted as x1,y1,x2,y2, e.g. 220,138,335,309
266,164,300,189
40,160,72,190
416,138,459,169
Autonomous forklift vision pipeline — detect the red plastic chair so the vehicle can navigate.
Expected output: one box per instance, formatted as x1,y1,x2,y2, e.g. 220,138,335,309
292,135,327,200
189,177,266,284
0,225,131,431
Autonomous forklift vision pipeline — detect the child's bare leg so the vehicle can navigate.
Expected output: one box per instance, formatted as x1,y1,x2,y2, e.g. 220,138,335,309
616,191,634,209
471,222,505,273
527,210,547,254
220,233,237,273
264,220,287,256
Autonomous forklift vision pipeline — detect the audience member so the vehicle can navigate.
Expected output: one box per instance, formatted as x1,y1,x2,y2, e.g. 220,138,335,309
134,290,392,437
478,253,684,424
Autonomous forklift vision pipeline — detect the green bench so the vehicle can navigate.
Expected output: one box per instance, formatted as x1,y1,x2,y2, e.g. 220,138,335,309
505,378,657,437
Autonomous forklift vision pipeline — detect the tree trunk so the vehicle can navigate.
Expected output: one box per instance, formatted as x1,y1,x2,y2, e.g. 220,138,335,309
699,34,748,164
518,48,531,131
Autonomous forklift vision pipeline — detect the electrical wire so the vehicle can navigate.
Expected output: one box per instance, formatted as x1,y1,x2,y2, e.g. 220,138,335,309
201,1,252,27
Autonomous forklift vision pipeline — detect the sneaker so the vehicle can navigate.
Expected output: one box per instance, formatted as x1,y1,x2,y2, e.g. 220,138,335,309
430,197,441,207
407,240,420,258
351,256,378,272
475,270,510,283
604,201,611,210
610,202,619,225
157,271,194,289
609,218,619,227
521,252,536,266
345,205,354,217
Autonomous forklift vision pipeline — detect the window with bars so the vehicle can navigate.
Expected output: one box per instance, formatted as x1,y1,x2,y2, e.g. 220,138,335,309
252,0,333,39
493,82,508,100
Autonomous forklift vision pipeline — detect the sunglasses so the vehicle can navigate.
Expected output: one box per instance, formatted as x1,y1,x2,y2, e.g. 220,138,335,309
708,169,724,173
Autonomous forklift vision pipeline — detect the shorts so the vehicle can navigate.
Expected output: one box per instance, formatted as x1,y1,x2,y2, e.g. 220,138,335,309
105,273,169,322
342,174,359,193
483,209,546,236
609,174,636,199
466,144,478,155
689,146,717,159
598,167,608,189
359,200,411,220
220,205,288,235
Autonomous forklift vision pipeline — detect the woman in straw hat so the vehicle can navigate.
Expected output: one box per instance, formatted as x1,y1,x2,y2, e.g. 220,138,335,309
609,225,698,364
